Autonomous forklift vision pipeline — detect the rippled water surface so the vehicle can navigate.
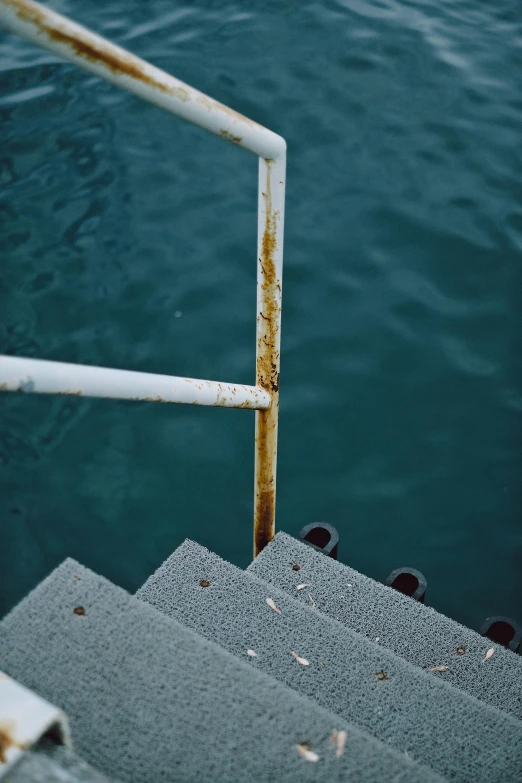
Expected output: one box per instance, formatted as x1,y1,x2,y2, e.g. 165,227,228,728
1,0,521,629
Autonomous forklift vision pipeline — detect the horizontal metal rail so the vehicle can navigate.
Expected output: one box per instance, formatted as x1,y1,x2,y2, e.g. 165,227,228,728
0,0,285,160
0,0,286,556
0,356,271,409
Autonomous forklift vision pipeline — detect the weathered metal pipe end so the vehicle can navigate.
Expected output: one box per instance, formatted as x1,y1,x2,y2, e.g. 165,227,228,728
0,671,70,778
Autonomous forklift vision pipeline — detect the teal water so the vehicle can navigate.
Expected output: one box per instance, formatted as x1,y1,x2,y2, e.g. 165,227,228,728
1,0,521,631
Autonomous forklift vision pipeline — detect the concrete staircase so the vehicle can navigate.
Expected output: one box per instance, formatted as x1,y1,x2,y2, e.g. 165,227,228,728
1,534,521,782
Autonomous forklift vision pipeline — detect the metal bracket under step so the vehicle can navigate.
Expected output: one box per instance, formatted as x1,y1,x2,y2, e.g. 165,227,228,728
480,616,522,654
297,522,339,559
384,567,427,603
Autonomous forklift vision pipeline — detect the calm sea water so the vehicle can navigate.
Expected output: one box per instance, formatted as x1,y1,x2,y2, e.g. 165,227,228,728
1,0,521,631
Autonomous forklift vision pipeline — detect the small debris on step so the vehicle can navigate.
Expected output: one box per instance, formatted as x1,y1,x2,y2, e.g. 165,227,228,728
428,666,449,672
290,651,310,666
73,606,87,616
292,564,301,571
456,644,467,656
374,670,390,681
296,742,319,762
296,583,310,590
335,730,347,758
199,580,211,588
483,647,495,662
308,593,317,608
329,729,347,757
247,649,258,658
266,598,281,614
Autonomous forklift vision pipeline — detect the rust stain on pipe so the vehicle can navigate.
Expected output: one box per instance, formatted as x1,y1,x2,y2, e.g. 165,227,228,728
219,129,243,144
257,163,280,395
254,484,275,556
254,160,281,556
5,0,189,100
0,720,25,763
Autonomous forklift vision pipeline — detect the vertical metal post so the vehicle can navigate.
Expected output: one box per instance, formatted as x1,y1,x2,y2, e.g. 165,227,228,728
254,154,286,557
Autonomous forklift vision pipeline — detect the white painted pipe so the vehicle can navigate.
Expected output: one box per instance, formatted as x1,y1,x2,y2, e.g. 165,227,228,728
0,355,271,410
0,0,286,160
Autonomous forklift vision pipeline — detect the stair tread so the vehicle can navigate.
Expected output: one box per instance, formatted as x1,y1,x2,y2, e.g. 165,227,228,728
248,533,522,720
0,558,443,783
137,538,522,783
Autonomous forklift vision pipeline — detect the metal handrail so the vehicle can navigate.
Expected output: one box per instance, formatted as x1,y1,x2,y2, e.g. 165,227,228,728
0,0,286,556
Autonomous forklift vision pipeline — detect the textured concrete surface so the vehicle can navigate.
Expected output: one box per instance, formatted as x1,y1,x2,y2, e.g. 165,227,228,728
0,559,443,783
6,740,116,783
248,533,522,720
138,539,522,783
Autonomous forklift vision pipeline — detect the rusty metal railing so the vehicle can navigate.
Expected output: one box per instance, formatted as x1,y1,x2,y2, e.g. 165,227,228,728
0,0,286,557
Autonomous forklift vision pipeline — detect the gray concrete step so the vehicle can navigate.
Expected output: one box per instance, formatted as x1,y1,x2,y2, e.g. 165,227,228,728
247,532,522,720
5,740,118,783
137,538,522,783
0,559,444,783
